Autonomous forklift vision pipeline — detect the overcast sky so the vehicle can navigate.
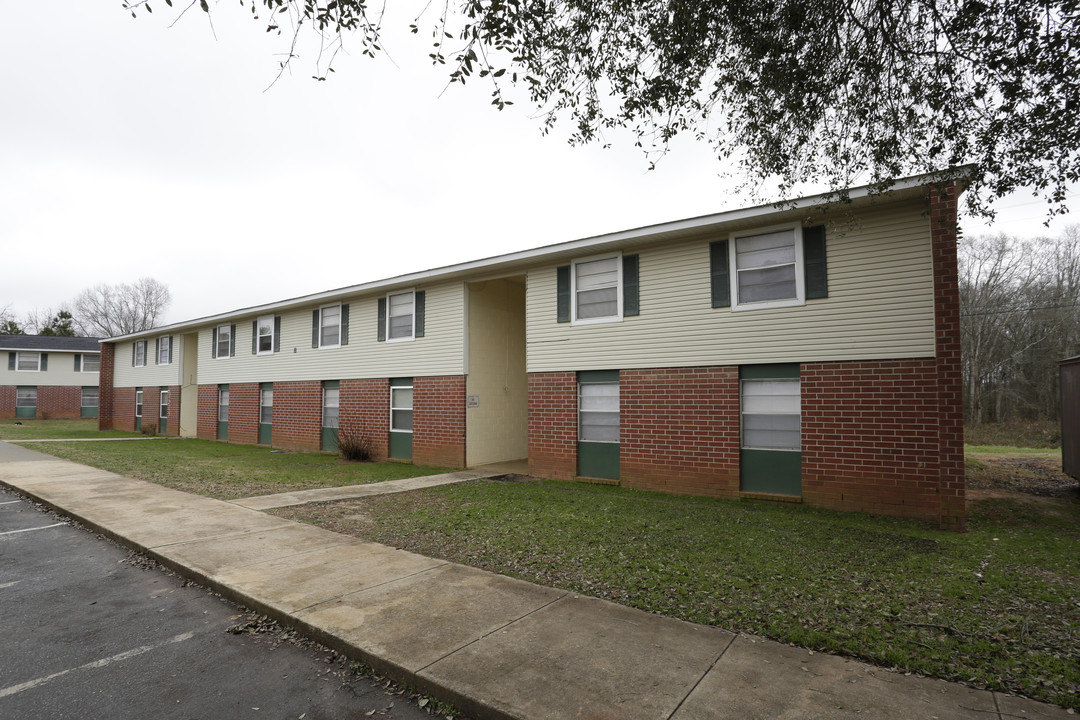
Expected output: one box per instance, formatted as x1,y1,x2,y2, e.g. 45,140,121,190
2,2,1076,330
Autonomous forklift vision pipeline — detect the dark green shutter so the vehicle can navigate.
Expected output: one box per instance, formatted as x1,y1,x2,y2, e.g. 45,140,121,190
229,324,236,356
312,309,320,348
168,336,174,363
74,354,81,371
273,317,281,352
8,352,15,371
132,344,137,365
155,338,160,364
340,304,350,346
803,225,828,299
710,240,731,308
414,291,425,337
622,255,639,317
211,328,218,358
40,353,47,371
252,320,258,354
377,298,386,341
556,265,571,323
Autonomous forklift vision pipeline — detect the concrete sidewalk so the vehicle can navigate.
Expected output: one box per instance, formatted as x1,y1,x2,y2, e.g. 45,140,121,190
0,440,1069,720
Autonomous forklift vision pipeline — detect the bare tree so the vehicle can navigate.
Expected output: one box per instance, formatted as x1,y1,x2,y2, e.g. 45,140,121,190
72,278,171,337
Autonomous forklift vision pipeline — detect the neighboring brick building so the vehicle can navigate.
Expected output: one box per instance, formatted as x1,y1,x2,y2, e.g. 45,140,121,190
98,172,969,528
1,335,102,420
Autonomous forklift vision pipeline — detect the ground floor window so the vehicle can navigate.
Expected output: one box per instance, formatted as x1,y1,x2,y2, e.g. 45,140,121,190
577,370,620,479
388,378,413,461
135,389,143,418
15,387,36,418
218,387,229,422
260,386,273,425
322,381,340,451
81,387,99,418
739,364,802,496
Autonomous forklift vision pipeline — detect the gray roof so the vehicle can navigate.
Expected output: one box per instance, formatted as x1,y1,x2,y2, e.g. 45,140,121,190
0,335,102,353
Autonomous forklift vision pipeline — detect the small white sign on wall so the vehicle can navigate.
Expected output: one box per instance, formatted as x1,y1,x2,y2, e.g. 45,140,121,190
467,395,480,408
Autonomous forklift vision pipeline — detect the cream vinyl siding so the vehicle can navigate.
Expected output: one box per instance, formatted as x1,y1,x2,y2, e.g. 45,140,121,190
196,282,464,385
1,353,98,387
112,340,182,388
526,201,936,372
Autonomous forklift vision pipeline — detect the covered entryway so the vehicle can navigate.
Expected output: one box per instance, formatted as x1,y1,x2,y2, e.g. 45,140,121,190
465,277,527,468
179,332,199,437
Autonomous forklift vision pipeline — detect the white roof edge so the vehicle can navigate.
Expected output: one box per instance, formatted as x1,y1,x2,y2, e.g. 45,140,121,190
106,167,972,343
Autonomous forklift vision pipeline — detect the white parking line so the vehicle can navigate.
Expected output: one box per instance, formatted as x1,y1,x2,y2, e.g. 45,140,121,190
0,500,21,505
0,523,65,536
0,581,20,589
0,631,195,699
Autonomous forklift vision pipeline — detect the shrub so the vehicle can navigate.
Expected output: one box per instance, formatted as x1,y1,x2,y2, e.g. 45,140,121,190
140,422,158,436
337,427,374,462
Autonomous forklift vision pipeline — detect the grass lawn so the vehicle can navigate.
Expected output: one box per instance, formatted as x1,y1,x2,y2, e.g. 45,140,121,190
28,438,451,499
0,418,142,440
275,474,1080,709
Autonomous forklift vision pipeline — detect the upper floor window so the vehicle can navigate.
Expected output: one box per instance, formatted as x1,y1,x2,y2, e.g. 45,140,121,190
256,315,275,355
314,304,348,349
213,324,234,359
573,255,622,323
158,336,171,365
16,352,42,372
133,341,147,367
387,291,414,341
710,224,827,310
79,354,100,372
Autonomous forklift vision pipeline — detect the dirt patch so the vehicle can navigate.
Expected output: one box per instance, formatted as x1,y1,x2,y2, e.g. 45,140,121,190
966,452,1078,498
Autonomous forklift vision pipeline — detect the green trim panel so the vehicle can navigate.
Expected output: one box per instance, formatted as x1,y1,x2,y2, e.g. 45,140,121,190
217,421,228,441
578,370,619,383
578,441,619,480
740,363,800,380
16,406,35,419
389,377,412,387
321,427,339,452
81,407,98,418
389,431,412,460
259,424,272,445
159,417,167,435
740,449,802,496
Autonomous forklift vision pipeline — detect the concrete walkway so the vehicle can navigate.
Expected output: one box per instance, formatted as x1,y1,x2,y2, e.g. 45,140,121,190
0,440,1070,720
232,470,503,510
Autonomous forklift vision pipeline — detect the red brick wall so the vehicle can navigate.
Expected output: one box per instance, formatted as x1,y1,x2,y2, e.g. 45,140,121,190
0,385,13,419
98,343,115,430
37,386,83,419
113,387,137,432
141,387,162,433
527,371,578,480
271,380,323,451
227,383,260,446
931,181,967,531
164,385,181,437
197,384,220,440
621,367,741,497
341,378,390,461
413,375,466,467
802,359,943,520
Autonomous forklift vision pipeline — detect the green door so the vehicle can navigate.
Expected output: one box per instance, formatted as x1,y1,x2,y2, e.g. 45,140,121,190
321,381,339,452
740,364,802,496
159,389,169,435
389,378,413,461
259,383,273,445
577,371,620,480
15,387,36,419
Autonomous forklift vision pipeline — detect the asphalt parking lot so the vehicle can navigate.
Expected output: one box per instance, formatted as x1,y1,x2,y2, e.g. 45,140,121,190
0,487,442,720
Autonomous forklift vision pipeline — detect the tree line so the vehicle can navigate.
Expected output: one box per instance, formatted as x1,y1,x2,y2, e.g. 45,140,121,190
0,278,171,339
961,227,1080,424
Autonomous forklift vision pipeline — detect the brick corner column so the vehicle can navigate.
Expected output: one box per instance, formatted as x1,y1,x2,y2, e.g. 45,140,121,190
98,342,115,431
930,180,966,532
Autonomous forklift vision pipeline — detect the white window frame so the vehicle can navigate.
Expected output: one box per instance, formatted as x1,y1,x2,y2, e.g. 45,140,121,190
578,380,620,443
15,387,36,407
322,386,340,428
389,384,414,434
216,324,232,359
385,290,416,343
134,340,147,368
135,389,143,418
260,387,273,425
218,388,229,423
318,304,341,349
158,336,171,365
80,354,101,372
740,378,801,451
256,315,275,355
15,352,41,372
729,223,806,312
160,390,169,421
570,253,623,326
81,387,99,408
